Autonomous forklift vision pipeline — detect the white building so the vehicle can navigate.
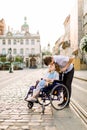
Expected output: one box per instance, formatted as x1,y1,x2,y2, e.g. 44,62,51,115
0,17,41,68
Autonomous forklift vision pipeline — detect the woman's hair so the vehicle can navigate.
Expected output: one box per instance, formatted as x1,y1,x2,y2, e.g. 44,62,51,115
54,63,60,72
43,56,52,66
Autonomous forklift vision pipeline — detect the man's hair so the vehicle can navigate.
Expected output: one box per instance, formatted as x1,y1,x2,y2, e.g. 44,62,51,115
43,56,52,66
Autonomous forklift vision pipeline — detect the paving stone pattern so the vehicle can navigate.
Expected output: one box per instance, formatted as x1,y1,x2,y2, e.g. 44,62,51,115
0,69,86,130
0,69,55,130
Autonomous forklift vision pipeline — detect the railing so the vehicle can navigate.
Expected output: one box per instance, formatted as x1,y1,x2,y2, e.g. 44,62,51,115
70,99,87,127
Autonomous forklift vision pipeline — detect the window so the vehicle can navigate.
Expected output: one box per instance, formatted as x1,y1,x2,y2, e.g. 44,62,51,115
20,39,23,45
31,39,35,45
13,49,17,55
2,48,6,55
8,39,11,45
26,39,29,45
13,39,16,45
31,48,35,54
37,39,40,42
20,48,24,55
2,39,6,45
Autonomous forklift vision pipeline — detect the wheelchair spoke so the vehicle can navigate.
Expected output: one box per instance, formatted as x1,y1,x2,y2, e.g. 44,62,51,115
38,92,50,106
50,84,69,110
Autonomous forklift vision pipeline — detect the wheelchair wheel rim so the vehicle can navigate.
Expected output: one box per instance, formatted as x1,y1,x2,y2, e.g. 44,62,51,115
50,84,69,110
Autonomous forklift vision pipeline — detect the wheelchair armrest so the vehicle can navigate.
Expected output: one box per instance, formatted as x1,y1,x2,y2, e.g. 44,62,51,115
53,80,63,84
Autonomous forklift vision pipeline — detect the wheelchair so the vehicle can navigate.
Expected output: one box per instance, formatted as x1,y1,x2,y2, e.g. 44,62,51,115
26,80,69,114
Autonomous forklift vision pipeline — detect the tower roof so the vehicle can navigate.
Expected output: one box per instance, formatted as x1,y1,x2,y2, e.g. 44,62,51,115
21,17,29,32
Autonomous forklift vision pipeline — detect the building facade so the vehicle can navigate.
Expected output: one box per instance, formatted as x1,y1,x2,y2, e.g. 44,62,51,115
0,18,41,68
83,0,87,35
53,0,87,70
53,15,71,56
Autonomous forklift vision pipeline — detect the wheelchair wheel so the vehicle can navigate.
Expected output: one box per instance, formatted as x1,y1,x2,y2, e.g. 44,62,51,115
27,101,34,109
38,91,50,106
50,83,69,110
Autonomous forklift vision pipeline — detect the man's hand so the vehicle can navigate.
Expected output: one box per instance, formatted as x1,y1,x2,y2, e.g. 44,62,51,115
60,67,67,73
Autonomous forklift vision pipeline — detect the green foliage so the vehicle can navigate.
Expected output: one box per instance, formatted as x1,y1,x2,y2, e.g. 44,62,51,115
42,51,52,56
15,56,23,62
80,35,87,53
0,56,6,62
82,41,87,52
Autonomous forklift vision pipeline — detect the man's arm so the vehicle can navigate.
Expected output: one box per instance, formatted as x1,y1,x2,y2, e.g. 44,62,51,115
60,56,74,73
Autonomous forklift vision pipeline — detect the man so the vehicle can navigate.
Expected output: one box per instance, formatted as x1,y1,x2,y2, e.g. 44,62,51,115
43,55,74,107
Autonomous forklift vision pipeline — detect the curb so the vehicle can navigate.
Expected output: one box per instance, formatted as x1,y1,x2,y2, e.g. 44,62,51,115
74,77,87,82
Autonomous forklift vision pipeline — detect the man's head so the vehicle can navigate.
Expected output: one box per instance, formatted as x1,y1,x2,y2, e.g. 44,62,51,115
43,56,53,66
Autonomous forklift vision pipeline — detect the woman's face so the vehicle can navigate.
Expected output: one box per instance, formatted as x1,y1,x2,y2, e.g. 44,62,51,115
49,64,55,71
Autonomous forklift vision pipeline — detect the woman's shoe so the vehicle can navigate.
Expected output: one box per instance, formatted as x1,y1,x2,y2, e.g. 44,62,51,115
26,97,37,102
24,97,28,101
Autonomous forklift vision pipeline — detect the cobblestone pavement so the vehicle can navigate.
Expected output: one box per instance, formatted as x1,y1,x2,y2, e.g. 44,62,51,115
0,69,86,130
0,69,54,130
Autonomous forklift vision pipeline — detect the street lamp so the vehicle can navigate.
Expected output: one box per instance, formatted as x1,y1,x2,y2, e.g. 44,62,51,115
8,48,13,73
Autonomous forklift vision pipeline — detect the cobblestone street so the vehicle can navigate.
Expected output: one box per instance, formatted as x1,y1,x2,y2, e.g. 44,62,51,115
0,69,86,130
0,69,54,130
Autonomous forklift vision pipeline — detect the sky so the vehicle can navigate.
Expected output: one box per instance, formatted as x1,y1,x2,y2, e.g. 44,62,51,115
0,0,75,50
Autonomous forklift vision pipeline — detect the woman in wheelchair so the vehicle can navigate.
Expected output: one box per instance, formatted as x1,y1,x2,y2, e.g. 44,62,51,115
26,63,60,102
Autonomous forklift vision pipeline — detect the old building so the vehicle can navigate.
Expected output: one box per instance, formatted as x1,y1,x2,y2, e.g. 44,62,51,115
83,0,87,35
53,15,71,56
53,0,87,70
0,17,41,68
